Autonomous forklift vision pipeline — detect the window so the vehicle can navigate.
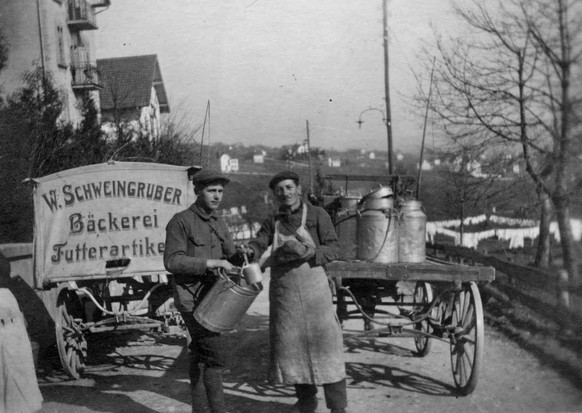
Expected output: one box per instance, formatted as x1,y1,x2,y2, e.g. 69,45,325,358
57,26,67,67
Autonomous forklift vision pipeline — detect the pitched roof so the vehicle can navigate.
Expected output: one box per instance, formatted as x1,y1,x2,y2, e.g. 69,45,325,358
97,54,169,112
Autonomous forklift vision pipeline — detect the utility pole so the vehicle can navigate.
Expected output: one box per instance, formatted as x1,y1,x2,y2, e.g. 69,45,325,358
199,100,210,167
383,0,394,174
306,120,313,193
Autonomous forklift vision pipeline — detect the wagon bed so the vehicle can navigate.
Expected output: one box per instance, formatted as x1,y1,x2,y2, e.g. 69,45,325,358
326,257,495,283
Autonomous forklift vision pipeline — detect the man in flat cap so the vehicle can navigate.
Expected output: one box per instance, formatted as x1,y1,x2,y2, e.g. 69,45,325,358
241,171,348,413
164,169,237,413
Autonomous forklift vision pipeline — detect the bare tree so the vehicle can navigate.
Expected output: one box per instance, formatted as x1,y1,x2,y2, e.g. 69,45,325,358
434,142,528,245
420,0,581,282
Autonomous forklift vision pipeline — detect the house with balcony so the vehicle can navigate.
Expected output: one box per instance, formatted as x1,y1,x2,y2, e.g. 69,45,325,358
0,0,110,124
97,54,170,140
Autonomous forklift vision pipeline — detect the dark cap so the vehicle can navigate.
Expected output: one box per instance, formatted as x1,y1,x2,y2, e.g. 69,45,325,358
192,169,230,188
269,171,300,189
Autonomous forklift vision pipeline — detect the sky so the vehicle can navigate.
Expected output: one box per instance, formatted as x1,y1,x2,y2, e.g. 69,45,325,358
96,0,463,154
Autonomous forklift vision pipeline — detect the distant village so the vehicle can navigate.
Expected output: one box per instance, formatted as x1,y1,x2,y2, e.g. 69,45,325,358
217,144,524,180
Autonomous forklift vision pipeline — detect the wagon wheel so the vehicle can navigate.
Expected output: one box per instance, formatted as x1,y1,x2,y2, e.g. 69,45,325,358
449,282,484,395
55,288,87,379
413,282,433,356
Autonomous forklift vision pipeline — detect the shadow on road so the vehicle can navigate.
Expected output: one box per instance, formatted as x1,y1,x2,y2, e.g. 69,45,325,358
344,334,417,356
346,361,457,397
38,312,294,412
38,308,462,412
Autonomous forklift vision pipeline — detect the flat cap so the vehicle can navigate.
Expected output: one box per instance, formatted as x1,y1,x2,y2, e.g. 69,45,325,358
269,171,300,189
192,169,230,187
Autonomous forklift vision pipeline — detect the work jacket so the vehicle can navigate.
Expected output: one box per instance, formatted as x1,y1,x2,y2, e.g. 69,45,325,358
164,203,236,313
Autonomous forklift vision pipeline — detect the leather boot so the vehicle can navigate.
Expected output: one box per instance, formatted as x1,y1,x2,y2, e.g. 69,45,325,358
292,384,318,413
323,379,347,413
189,360,209,413
203,367,226,413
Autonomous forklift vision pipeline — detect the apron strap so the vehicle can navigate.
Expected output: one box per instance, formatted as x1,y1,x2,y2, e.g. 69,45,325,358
273,221,281,250
273,203,311,251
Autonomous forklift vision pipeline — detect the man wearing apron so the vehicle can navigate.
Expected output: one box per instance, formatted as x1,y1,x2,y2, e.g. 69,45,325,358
244,171,348,413
164,169,238,413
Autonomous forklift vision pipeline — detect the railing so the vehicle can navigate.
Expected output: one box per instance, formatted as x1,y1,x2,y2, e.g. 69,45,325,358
71,63,100,90
70,47,100,89
67,0,97,31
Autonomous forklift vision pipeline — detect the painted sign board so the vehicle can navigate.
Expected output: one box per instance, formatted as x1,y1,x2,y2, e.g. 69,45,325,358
32,162,197,286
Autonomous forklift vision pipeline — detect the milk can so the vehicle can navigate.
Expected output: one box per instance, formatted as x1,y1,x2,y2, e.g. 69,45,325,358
398,200,427,263
358,195,398,263
335,196,360,260
194,270,263,332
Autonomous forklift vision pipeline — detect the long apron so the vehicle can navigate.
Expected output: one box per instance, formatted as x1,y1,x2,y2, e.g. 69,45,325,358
268,205,346,384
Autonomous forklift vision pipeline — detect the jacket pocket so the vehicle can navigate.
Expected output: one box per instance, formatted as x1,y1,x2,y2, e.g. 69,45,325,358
191,234,206,246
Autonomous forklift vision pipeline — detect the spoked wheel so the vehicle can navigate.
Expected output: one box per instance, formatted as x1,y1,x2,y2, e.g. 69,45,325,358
413,282,434,356
449,282,484,395
55,288,87,379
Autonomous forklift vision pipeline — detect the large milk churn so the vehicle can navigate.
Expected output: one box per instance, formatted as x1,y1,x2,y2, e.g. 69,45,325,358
358,188,398,263
194,271,263,332
398,200,427,263
335,196,360,260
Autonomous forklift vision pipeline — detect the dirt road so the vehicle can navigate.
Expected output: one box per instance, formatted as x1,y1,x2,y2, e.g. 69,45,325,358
37,274,582,413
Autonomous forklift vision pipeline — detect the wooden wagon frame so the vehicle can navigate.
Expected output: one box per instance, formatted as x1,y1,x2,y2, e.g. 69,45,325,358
30,162,200,379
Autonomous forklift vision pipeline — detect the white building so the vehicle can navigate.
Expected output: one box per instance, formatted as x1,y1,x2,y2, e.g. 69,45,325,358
220,154,239,172
420,160,433,171
296,142,309,155
328,157,341,167
0,0,112,125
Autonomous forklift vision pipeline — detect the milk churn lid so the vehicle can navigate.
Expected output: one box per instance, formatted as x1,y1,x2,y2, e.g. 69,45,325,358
367,186,393,199
401,200,423,210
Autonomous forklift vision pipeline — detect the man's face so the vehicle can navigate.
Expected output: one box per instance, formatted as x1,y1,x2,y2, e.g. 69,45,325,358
273,179,301,209
197,184,224,211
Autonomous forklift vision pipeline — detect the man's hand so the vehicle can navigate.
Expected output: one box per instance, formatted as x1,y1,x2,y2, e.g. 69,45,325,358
206,259,236,272
235,244,255,261
274,240,315,265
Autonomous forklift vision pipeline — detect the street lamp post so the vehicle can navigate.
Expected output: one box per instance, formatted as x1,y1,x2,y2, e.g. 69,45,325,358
357,107,393,173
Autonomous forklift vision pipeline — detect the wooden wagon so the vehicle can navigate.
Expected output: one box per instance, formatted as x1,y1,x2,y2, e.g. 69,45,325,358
321,174,496,395
30,162,199,379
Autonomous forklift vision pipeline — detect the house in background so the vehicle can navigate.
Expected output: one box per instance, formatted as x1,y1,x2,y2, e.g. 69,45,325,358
97,54,169,140
419,159,433,171
253,149,267,163
0,0,111,124
296,142,309,155
220,154,239,172
328,157,341,167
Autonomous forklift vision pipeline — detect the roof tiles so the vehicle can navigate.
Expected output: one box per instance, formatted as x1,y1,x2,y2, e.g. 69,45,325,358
97,54,169,111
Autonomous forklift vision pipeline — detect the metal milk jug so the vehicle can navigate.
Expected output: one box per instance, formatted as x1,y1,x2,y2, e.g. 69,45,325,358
398,200,426,263
335,196,360,260
358,196,398,263
194,270,263,333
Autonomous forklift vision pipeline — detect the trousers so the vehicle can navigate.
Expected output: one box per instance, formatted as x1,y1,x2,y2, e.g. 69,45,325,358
295,379,347,410
182,312,227,413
